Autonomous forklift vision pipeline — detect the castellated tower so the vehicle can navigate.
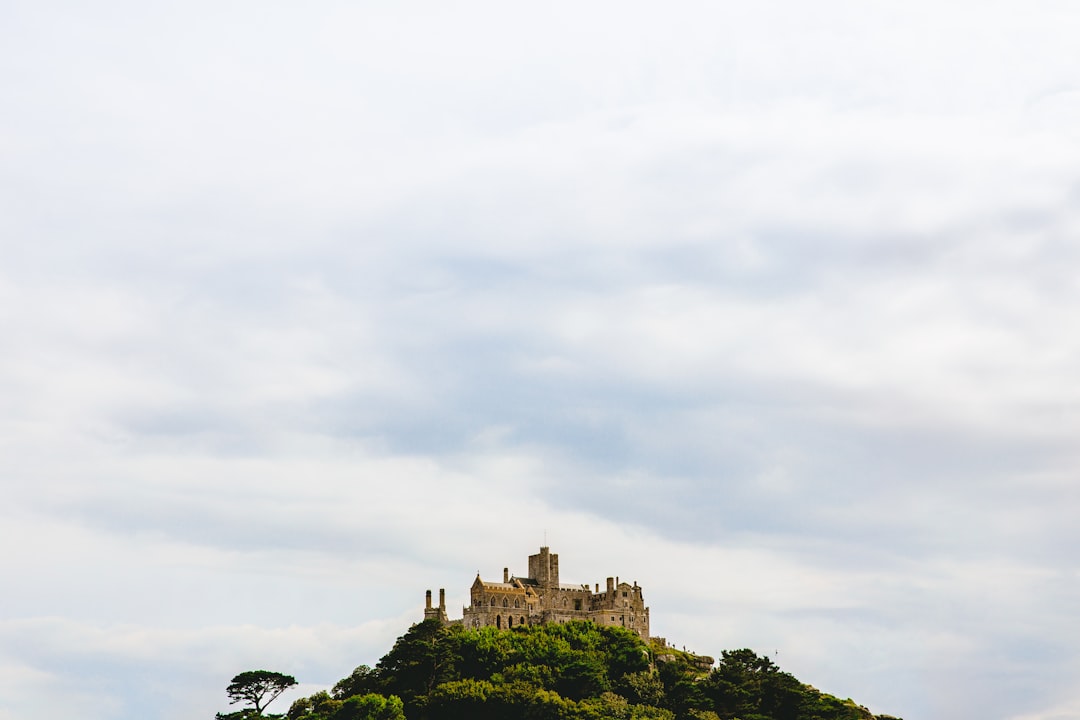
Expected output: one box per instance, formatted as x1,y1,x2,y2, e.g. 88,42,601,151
423,588,449,623
528,546,559,588
425,546,650,639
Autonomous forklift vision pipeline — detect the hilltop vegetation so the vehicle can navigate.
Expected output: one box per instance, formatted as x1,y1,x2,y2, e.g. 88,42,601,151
254,620,901,720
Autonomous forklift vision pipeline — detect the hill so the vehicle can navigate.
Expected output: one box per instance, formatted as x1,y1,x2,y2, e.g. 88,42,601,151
270,619,901,720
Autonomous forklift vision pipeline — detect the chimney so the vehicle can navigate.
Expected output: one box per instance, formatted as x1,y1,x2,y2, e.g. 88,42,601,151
606,577,615,593
439,588,446,610
425,590,432,609
595,583,599,593
504,567,509,583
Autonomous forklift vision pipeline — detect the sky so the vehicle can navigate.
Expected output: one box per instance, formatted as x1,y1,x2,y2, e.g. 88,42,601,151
2,1,1080,719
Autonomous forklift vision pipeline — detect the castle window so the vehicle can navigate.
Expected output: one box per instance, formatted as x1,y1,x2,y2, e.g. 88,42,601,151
520,616,525,625
514,599,520,608
503,598,508,607
497,615,501,629
508,616,513,627
490,598,496,606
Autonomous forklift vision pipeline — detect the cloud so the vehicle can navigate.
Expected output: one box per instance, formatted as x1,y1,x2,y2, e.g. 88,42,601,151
0,616,407,720
3,2,1080,719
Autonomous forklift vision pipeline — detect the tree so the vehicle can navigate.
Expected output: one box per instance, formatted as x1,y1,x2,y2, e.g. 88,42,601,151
332,693,405,720
222,670,298,717
375,619,458,714
332,665,379,700
426,679,495,720
617,670,665,707
287,690,341,720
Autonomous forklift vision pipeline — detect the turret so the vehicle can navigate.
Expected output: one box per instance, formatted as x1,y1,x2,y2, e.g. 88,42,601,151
424,588,448,624
529,546,559,588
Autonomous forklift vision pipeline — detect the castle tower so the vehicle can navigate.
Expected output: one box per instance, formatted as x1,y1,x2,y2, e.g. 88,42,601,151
424,588,449,623
528,546,559,588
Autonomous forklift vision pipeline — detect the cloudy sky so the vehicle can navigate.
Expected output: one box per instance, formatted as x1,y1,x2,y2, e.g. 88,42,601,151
3,2,1080,719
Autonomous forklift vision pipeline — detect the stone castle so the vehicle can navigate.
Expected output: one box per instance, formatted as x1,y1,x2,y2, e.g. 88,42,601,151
424,546,650,639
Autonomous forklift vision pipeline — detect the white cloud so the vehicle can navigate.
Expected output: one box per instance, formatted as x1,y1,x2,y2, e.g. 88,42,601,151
0,616,408,720
3,2,1080,719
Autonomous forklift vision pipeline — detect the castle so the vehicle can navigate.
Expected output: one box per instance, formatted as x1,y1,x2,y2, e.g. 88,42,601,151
424,546,650,639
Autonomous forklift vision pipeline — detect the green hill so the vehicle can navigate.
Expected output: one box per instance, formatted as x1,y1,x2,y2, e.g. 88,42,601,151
280,619,902,720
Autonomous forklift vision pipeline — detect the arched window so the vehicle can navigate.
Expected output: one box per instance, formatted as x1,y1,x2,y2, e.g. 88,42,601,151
496,615,501,629
514,599,520,608
502,597,508,607
490,597,496,606
508,616,513,628
520,616,525,626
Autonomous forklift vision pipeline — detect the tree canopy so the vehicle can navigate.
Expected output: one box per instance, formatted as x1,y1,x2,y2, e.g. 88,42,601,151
281,620,902,720
219,670,298,718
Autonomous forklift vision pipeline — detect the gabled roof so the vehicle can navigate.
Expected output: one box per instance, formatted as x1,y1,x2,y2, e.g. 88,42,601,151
479,581,516,589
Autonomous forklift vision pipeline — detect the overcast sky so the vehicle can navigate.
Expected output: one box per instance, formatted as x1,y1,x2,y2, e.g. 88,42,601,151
3,2,1080,719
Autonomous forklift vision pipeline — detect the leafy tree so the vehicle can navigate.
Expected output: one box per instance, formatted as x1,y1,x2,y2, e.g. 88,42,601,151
288,691,404,720
374,619,459,715
332,666,378,700
578,691,675,720
555,653,609,700
617,670,665,707
426,679,495,720
286,696,314,720
598,626,651,679
287,691,341,720
655,654,709,716
215,712,264,720
332,693,405,720
686,711,722,720
497,661,555,687
220,670,298,718
629,706,676,720
450,625,516,680
526,687,581,720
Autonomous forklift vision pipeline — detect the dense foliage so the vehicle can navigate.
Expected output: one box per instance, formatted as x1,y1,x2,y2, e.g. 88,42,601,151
283,620,902,720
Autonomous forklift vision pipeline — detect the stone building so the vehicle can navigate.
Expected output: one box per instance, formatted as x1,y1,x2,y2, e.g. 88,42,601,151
424,546,650,639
